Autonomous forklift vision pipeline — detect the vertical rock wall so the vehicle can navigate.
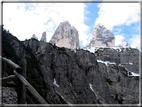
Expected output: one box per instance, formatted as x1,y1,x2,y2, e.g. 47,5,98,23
50,21,79,49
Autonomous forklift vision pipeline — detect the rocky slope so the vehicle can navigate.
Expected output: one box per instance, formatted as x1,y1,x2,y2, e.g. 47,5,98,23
24,39,115,104
2,27,141,105
50,21,79,49
2,87,17,104
23,38,140,104
95,47,140,104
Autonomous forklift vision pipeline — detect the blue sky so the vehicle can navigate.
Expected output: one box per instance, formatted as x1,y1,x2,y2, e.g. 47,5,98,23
3,2,140,49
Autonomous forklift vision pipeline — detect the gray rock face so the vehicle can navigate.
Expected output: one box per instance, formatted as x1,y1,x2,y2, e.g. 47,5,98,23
87,24,115,47
2,31,140,104
23,39,140,104
40,32,46,42
94,47,139,104
50,21,79,49
95,47,139,74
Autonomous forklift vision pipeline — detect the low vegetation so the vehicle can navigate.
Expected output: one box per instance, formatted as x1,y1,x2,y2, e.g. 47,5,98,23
105,77,113,85
119,66,132,77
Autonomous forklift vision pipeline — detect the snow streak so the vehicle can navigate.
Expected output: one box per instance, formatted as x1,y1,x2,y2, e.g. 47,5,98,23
53,78,59,87
89,83,98,99
97,60,116,66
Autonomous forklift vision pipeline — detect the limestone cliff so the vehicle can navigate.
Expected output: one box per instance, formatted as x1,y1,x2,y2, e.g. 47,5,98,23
2,27,141,105
50,21,79,49
24,38,140,104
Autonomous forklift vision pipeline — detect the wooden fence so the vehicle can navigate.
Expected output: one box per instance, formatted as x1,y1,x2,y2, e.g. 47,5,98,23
1,56,49,105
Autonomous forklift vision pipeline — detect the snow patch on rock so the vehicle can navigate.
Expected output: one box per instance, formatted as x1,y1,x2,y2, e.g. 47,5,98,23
97,60,116,66
53,78,59,87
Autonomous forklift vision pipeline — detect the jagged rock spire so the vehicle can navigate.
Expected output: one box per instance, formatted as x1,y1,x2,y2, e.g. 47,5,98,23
40,32,46,42
31,34,38,40
87,24,115,47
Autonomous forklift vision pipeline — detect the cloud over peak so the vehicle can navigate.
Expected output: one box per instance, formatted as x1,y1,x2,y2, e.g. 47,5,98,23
3,3,90,46
95,3,140,31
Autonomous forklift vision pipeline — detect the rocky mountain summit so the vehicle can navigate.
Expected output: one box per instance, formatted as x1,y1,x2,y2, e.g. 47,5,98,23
50,21,79,49
40,32,46,42
117,42,131,48
87,24,115,47
31,34,38,40
84,24,132,53
2,26,141,105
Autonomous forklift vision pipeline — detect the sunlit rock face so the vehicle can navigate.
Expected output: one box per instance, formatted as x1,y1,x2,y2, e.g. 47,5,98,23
87,24,115,47
50,21,79,49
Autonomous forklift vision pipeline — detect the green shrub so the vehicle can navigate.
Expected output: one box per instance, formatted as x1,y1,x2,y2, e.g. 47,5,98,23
2,28,20,64
105,77,113,85
58,47,66,51
120,66,132,77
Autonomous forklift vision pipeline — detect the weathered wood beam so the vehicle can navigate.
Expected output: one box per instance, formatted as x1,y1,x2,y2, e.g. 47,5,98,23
17,63,26,104
13,70,48,104
2,61,6,77
0,56,26,104
26,95,35,104
2,75,16,84
3,82,17,87
17,80,26,104
0,56,22,73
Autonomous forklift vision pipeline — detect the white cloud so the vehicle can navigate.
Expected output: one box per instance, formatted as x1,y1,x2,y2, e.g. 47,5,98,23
3,3,90,47
95,3,140,31
115,35,125,46
129,35,140,49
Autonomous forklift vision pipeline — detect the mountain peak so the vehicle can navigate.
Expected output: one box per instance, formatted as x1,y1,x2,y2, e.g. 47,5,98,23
86,24,115,47
50,21,79,49
40,32,46,42
59,20,70,26
31,34,38,40
117,42,131,48
94,23,103,27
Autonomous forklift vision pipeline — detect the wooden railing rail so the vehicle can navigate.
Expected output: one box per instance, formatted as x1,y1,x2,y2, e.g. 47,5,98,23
14,70,48,104
1,56,48,104
2,75,16,84
1,56,22,73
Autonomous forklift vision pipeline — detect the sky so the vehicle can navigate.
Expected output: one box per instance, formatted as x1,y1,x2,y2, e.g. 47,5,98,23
3,2,141,49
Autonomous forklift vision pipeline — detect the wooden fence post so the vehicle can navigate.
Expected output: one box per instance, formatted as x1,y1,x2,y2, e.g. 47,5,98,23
17,63,26,104
2,61,6,77
14,70,48,104
1,56,48,104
